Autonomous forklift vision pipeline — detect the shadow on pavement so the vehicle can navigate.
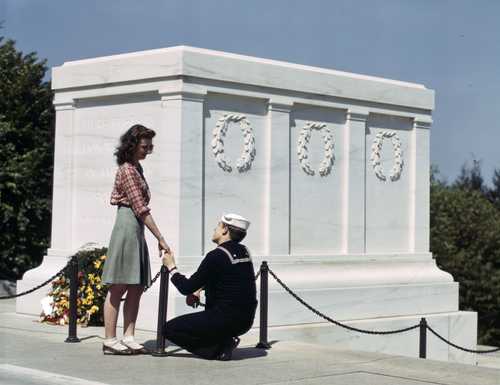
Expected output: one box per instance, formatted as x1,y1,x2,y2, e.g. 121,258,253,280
142,339,270,360
79,334,102,341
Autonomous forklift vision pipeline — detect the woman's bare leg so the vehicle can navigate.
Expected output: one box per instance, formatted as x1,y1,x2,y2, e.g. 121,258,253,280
123,285,143,337
104,284,127,339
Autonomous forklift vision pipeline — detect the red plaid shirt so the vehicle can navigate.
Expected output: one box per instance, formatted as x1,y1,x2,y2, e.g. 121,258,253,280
110,162,151,220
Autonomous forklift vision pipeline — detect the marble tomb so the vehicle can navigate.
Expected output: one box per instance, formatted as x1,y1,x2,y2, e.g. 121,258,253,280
16,46,477,363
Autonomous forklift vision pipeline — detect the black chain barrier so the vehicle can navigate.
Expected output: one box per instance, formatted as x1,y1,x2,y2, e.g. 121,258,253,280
0,259,74,300
263,264,500,356
426,324,500,354
147,270,162,292
5,257,499,356
267,268,420,335
120,269,162,301
0,259,161,302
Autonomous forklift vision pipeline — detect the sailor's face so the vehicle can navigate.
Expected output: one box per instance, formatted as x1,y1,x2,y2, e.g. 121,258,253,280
211,222,225,243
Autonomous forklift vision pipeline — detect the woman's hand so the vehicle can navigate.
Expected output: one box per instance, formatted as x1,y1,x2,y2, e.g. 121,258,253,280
162,250,176,272
158,237,171,255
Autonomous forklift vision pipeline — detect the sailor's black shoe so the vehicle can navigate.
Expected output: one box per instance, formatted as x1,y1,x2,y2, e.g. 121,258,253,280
216,337,240,361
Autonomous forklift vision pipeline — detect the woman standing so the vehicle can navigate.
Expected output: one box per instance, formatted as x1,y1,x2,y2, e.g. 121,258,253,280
101,124,171,355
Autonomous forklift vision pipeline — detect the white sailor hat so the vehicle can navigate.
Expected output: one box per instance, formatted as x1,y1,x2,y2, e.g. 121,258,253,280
221,213,250,231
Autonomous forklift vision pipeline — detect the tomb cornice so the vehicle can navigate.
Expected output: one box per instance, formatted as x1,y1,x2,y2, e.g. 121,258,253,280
52,46,434,111
268,99,294,113
53,101,75,111
158,80,207,103
413,119,433,129
346,110,369,122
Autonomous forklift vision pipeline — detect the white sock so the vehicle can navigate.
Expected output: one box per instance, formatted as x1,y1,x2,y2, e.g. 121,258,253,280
103,337,118,346
103,337,128,351
122,336,143,350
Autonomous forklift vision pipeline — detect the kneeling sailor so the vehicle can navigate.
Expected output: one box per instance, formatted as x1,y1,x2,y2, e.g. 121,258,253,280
162,213,257,360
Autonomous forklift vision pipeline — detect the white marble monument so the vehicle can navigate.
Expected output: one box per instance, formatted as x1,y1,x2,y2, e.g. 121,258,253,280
17,46,477,363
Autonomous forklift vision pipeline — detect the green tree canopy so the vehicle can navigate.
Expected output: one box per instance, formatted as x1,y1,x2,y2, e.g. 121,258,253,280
453,158,486,194
0,36,54,280
431,176,500,345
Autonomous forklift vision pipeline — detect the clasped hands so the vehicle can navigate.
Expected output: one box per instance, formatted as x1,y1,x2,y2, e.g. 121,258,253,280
161,248,176,272
158,237,171,256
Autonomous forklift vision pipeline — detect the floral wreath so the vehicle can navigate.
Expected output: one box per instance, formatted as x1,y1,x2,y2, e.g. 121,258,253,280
40,246,108,327
370,130,404,181
297,122,334,176
212,114,256,173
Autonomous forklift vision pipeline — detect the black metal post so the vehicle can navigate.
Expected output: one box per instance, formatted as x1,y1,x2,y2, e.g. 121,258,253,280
65,256,80,343
256,261,271,349
152,265,169,357
419,317,427,359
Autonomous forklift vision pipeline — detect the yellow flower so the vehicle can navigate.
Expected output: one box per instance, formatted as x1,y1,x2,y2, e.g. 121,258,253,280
100,255,107,261
93,260,102,269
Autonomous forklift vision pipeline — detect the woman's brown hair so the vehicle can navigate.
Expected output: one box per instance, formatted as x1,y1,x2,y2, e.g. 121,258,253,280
114,124,156,165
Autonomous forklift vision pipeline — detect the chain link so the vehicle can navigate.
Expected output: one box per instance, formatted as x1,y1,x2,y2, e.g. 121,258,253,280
120,268,162,301
0,258,74,300
144,269,162,293
267,268,420,335
426,324,500,354
255,270,261,281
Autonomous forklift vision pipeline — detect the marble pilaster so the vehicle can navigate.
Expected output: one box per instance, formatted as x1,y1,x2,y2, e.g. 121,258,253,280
267,100,293,255
412,119,431,252
49,102,75,256
157,89,207,257
344,111,368,254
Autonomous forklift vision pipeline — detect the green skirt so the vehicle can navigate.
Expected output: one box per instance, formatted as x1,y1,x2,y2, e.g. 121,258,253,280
102,206,152,288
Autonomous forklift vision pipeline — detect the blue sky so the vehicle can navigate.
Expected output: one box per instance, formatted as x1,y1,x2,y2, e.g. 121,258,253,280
2,0,499,184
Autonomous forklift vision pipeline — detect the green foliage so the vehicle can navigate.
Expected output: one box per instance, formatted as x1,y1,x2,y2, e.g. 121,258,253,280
0,37,55,280
453,158,486,194
487,169,500,211
431,167,500,346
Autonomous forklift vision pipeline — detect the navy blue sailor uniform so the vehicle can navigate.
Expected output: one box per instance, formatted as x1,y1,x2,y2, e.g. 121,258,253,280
164,240,257,359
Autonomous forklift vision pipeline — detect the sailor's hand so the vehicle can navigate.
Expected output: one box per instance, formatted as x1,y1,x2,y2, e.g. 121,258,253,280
162,250,176,272
186,293,200,308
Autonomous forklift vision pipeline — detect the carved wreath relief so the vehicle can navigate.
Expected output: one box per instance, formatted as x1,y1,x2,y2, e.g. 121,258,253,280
297,122,334,176
212,114,256,173
370,130,403,181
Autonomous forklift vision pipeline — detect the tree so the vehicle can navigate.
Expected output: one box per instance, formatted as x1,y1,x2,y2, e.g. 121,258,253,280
0,36,55,280
430,180,500,346
453,158,486,193
486,168,500,210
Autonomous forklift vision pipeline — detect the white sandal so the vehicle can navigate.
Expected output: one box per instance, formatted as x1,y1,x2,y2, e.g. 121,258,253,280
121,338,148,355
102,340,133,355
